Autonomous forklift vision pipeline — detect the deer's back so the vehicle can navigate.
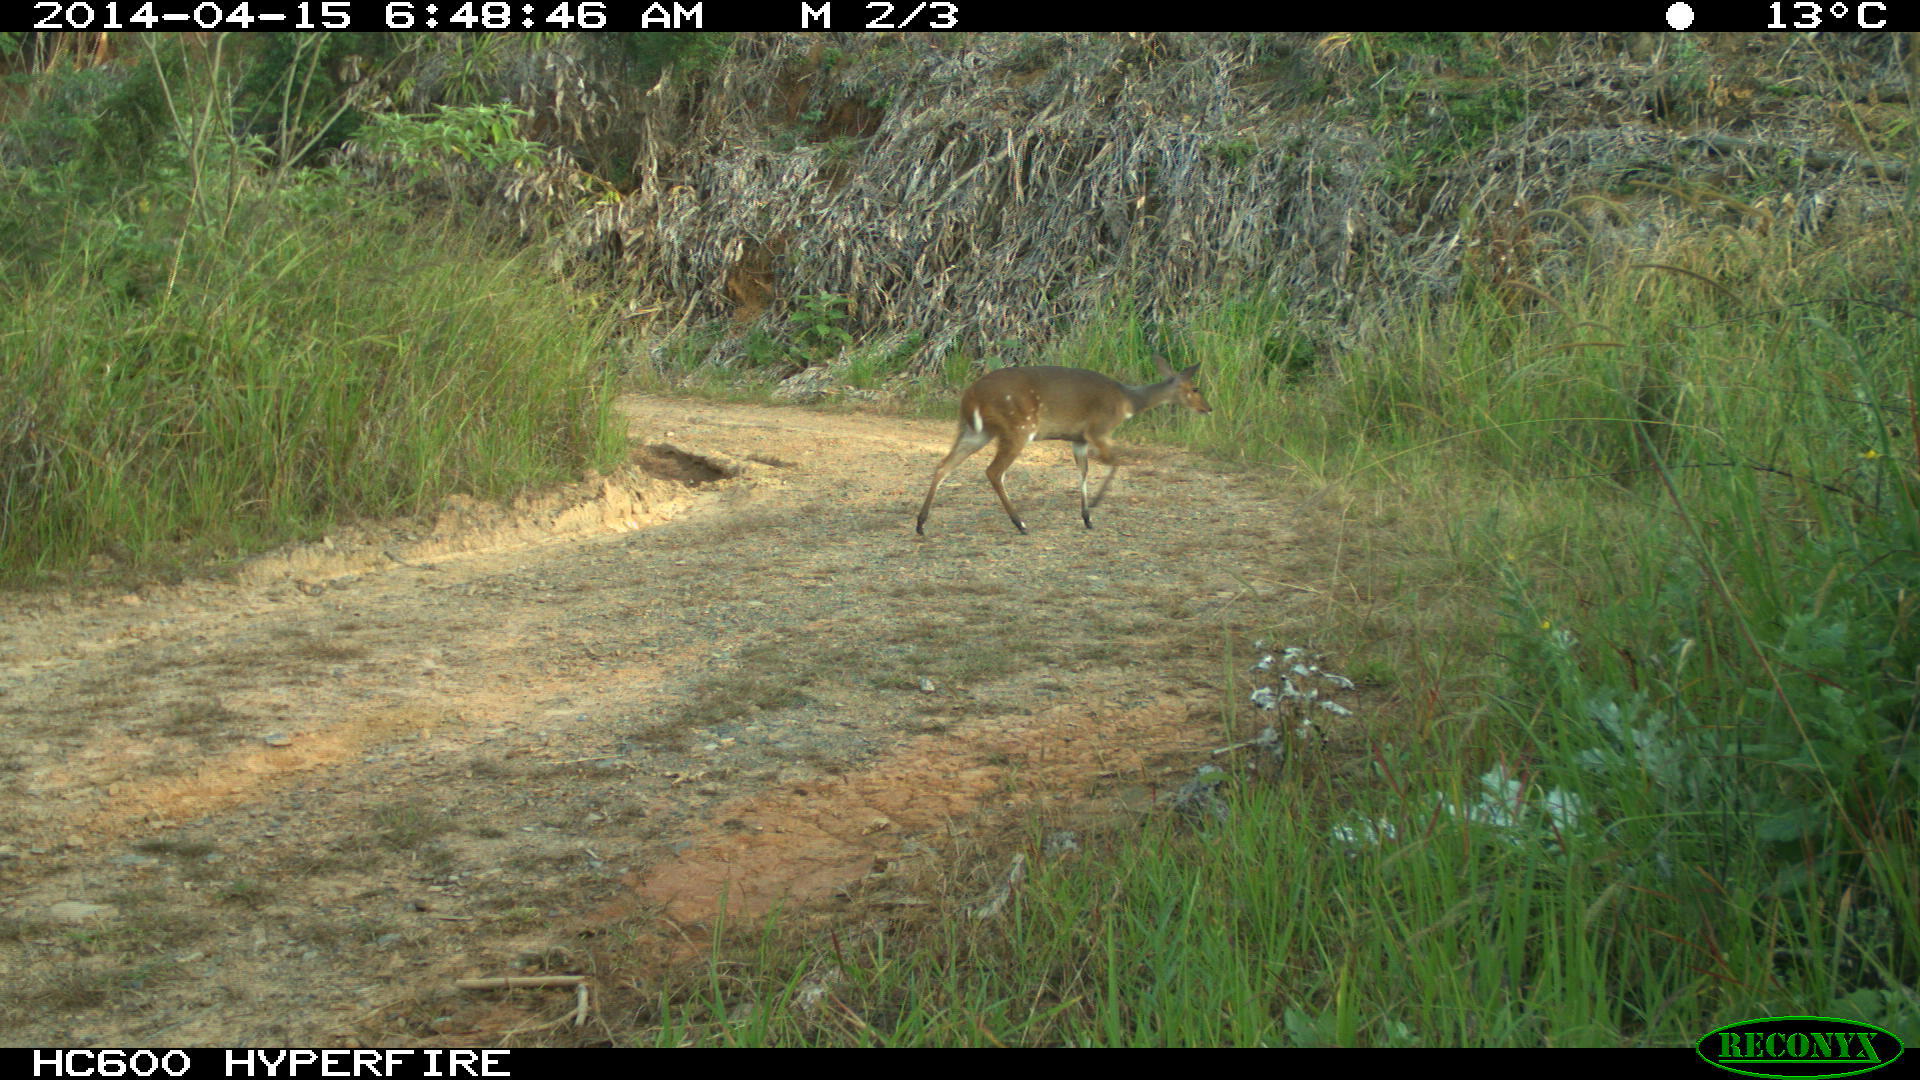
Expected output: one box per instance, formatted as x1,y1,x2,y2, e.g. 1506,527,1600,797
963,366,1129,440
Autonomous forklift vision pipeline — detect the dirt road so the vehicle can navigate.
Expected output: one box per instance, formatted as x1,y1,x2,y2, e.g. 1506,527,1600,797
0,393,1301,1045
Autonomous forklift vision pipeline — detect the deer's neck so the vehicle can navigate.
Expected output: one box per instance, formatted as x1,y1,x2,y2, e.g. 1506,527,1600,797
1126,375,1184,413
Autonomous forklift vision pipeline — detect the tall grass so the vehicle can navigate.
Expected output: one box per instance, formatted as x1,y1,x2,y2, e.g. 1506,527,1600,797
646,774,1797,1046
0,44,625,580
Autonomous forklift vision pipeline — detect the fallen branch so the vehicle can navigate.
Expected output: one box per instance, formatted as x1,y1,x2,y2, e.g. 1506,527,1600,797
458,975,594,1030
454,975,587,990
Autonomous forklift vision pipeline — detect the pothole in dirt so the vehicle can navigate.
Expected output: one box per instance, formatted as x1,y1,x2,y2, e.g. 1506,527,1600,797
636,443,744,485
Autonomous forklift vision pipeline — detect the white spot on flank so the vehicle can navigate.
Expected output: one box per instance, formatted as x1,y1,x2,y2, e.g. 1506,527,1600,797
1027,432,1036,443
970,408,984,432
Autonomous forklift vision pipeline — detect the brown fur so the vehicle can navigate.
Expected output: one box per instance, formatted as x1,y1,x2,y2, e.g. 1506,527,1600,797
915,356,1210,535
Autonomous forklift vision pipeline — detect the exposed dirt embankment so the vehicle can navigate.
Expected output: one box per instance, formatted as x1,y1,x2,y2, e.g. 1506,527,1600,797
0,394,1303,1046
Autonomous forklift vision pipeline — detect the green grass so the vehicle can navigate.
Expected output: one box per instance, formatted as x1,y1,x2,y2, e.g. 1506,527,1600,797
6,36,1916,1049
0,49,625,582
640,773,1828,1046
632,198,1920,1046
0,195,623,579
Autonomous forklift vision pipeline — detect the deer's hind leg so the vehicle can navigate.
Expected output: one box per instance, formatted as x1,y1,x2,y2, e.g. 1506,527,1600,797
983,434,1032,534
1084,434,1122,513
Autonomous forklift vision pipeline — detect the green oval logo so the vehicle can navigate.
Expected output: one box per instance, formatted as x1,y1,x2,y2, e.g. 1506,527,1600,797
1698,1016,1905,1079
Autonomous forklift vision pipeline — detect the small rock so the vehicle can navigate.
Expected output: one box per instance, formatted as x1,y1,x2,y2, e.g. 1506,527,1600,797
263,733,294,747
1164,766,1231,825
918,677,936,694
50,900,117,922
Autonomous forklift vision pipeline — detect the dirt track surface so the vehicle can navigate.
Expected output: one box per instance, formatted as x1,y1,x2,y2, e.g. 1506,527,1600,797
0,394,1300,1046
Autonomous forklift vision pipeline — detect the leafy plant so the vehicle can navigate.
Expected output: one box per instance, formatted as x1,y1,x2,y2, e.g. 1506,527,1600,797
352,102,546,170
791,291,854,363
1208,137,1259,168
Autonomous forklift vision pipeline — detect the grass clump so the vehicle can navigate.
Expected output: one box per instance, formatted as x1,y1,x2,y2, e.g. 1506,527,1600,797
0,43,624,582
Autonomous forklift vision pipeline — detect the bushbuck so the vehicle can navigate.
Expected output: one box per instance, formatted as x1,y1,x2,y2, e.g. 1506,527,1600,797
915,356,1210,535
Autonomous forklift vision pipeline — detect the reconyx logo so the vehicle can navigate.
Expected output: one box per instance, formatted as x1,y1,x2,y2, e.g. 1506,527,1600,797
1697,1016,1904,1079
